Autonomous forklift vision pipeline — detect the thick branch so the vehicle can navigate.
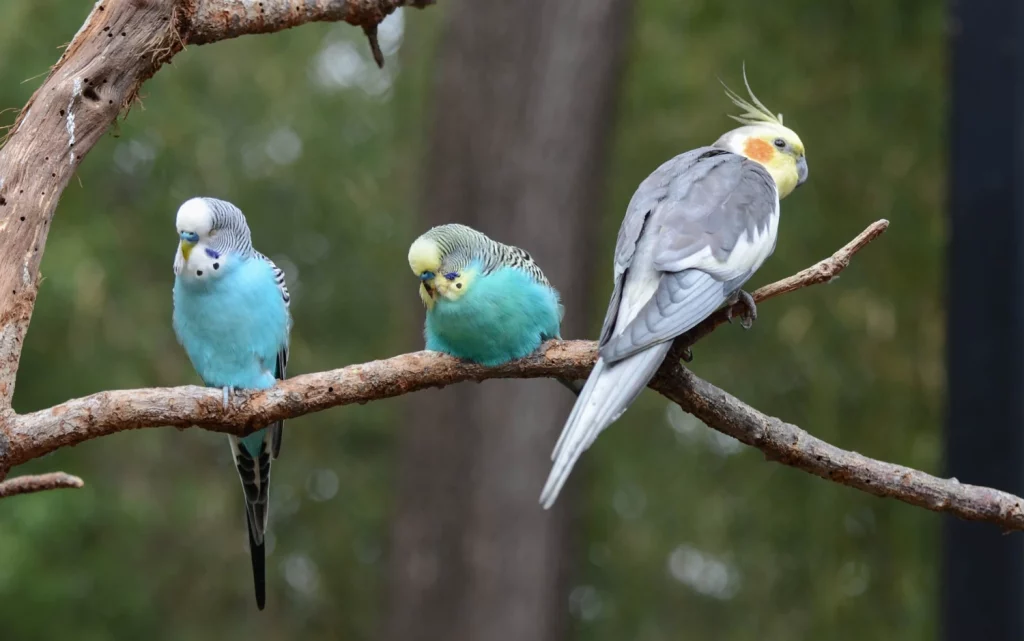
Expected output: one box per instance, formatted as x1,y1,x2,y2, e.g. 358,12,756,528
186,0,433,47
10,220,1023,532
0,472,84,498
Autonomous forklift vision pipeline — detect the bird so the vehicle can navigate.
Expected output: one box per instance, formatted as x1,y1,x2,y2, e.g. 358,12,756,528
539,68,809,509
408,224,572,373
171,196,291,610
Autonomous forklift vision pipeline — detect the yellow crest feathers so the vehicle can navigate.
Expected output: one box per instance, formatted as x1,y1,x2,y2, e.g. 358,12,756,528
720,63,784,128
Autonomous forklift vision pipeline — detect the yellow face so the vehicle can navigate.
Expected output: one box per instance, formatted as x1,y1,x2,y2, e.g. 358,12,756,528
407,237,474,310
737,125,808,199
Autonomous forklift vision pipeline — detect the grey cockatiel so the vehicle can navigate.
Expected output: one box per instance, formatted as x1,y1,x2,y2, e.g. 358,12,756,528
540,70,809,508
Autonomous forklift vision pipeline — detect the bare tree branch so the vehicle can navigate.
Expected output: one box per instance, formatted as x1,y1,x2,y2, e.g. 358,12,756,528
0,0,432,479
0,472,84,498
8,219,1019,534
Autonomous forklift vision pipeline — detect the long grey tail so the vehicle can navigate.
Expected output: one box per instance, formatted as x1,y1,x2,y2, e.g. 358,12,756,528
540,342,673,509
230,426,278,610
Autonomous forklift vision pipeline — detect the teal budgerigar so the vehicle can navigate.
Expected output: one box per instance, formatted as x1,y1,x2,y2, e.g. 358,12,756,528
408,224,573,372
171,197,291,610
540,69,809,509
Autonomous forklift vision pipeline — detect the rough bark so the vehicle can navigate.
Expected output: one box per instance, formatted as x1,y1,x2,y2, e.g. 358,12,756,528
384,1,635,639
0,0,429,477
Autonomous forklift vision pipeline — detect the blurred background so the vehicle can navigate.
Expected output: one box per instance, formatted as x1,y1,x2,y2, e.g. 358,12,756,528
0,1,958,640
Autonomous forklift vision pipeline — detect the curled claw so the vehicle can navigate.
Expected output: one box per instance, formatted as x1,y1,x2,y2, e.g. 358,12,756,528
680,346,694,363
725,289,758,330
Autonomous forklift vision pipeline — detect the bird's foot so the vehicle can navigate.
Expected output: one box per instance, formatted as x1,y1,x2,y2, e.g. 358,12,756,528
680,346,694,363
222,386,236,411
725,289,757,330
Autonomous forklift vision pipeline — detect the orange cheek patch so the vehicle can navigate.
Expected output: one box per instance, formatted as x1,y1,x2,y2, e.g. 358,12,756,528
743,138,775,163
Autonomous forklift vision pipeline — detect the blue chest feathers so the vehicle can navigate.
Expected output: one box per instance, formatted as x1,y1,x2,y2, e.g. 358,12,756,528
173,257,289,390
425,266,562,367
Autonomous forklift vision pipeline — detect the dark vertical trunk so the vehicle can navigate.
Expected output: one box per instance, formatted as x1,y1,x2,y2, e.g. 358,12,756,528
944,0,1024,639
384,1,634,640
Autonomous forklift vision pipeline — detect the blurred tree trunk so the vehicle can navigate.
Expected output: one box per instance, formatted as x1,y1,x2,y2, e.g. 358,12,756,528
384,1,634,640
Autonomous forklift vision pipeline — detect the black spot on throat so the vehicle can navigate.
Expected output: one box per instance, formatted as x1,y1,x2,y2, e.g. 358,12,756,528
196,270,204,276
213,262,220,270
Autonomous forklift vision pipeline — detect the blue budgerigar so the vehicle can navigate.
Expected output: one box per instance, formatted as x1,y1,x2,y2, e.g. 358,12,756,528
171,197,291,610
408,224,566,368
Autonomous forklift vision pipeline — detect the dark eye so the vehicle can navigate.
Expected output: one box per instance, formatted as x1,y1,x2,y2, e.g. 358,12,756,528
444,272,459,281
773,138,786,149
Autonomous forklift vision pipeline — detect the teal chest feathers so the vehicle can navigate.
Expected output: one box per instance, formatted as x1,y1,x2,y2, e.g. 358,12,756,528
425,266,562,367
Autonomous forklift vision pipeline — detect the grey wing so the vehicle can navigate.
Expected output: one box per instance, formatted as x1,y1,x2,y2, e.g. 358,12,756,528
257,252,290,459
599,151,778,364
596,148,716,347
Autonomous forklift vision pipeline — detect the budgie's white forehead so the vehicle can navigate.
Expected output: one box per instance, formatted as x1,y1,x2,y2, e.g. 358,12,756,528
408,236,442,275
176,198,214,235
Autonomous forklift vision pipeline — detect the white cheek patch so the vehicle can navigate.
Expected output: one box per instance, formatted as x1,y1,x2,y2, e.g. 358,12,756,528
182,244,227,280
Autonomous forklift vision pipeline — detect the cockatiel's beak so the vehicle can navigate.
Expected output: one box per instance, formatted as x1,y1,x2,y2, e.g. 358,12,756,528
179,230,199,261
796,156,808,188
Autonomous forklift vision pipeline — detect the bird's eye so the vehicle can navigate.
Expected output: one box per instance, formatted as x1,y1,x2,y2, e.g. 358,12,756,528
773,138,786,149
444,272,459,281
419,271,434,282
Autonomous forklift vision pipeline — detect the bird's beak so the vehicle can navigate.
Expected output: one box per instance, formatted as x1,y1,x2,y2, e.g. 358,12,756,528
418,271,437,298
796,156,808,187
179,231,198,261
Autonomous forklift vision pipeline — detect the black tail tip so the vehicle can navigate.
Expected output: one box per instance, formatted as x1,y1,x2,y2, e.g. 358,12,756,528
248,524,267,611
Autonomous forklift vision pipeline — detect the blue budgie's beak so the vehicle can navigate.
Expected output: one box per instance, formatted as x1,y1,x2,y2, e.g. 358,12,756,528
179,230,199,260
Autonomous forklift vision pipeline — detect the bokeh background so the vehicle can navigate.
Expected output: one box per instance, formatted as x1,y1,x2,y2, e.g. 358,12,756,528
0,1,946,640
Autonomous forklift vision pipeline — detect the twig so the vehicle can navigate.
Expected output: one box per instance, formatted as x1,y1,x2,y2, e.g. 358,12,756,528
0,472,84,498
672,219,890,358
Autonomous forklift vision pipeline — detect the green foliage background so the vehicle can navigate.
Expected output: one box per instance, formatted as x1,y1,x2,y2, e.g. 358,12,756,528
0,1,943,639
